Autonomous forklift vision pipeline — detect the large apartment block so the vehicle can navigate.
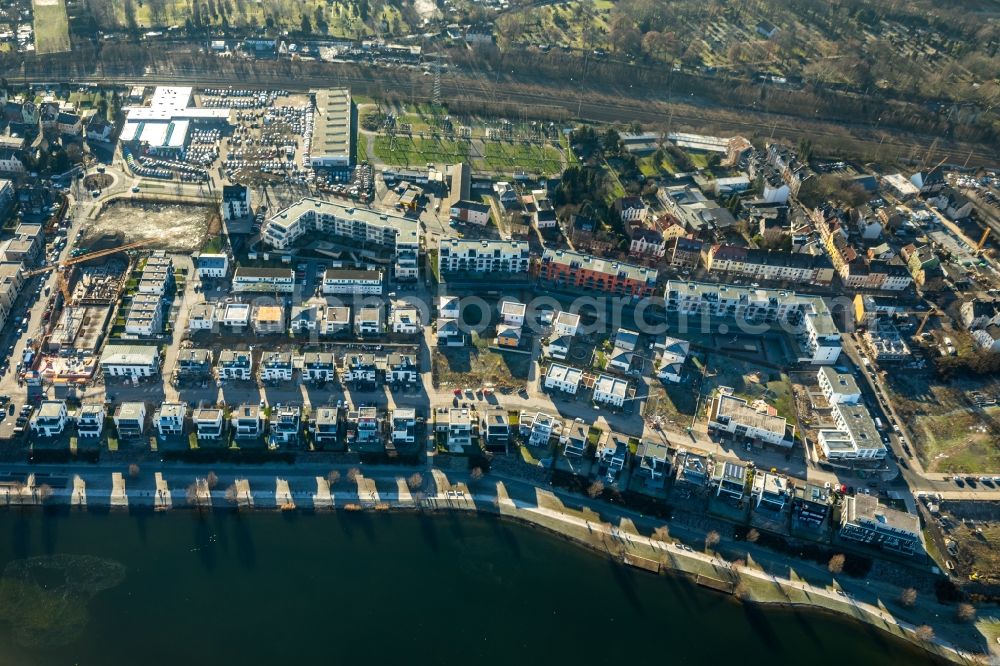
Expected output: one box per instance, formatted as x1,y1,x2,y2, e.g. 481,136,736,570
232,267,295,293
539,249,658,297
438,238,530,274
321,269,383,295
840,494,920,556
261,198,420,279
664,281,841,364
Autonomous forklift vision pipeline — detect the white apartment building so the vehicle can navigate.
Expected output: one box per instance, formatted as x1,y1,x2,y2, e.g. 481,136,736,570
552,311,580,337
664,281,841,365
817,367,861,405
259,351,294,382
390,303,421,334
232,267,295,293
437,239,531,275
30,401,68,438
261,198,420,280
99,345,160,378
321,269,383,295
76,404,106,439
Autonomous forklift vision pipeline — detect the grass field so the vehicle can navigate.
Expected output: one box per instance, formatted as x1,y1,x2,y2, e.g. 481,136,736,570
32,0,71,54
432,334,531,391
373,135,470,166
886,372,1000,473
479,141,562,175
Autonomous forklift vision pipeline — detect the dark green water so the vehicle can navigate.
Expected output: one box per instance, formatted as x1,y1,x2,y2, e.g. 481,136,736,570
0,509,942,665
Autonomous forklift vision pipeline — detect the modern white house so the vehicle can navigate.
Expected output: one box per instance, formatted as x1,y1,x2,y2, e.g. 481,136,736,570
188,303,216,331
519,411,562,447
817,403,887,461
438,296,461,320
153,402,186,437
232,404,263,439
196,253,229,279
114,402,147,438
654,336,690,383
544,363,582,395
76,404,106,439
302,352,336,383
390,303,421,334
593,374,628,408
222,184,251,221
259,351,294,382
217,349,253,381
193,407,225,441
30,401,68,437
552,311,580,337
500,299,526,327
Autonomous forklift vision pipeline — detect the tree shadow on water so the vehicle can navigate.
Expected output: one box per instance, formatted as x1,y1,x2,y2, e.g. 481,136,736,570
233,513,257,570
192,513,217,572
741,603,783,653
608,560,645,614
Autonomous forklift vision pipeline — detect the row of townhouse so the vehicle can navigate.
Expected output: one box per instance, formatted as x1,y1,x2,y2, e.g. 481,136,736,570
702,244,835,285
812,208,912,292
664,280,842,364
124,254,174,336
261,198,420,279
340,351,419,387
190,300,407,339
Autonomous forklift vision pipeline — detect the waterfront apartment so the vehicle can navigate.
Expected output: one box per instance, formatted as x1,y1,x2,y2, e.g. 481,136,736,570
192,407,225,441
446,408,474,452
269,405,301,447
563,420,590,458
321,269,383,295
349,406,382,452
232,404,263,439
437,238,530,275
839,494,921,556
76,404,106,439
232,267,295,293
664,280,841,365
390,408,417,448
114,402,147,438
539,249,658,298
713,460,748,500
519,411,562,447
793,484,831,529
153,402,186,437
29,400,68,438
313,407,340,447
261,198,420,279
708,392,791,448
483,406,510,450
817,403,887,461
752,472,789,511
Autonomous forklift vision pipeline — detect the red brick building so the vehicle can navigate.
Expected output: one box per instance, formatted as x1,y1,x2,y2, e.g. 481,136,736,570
539,249,658,297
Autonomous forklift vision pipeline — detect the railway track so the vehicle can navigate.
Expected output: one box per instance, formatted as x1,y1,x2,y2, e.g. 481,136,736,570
14,68,997,169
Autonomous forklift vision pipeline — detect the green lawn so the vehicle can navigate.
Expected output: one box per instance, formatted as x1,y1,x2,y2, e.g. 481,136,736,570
478,141,562,175
373,135,469,166
356,134,369,164
32,0,71,54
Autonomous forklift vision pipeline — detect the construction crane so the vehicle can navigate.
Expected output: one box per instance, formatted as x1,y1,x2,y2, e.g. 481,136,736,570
913,308,941,337
22,240,152,280
976,227,991,254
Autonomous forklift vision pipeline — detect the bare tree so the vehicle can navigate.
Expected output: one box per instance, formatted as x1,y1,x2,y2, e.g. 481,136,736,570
186,482,201,508
128,463,140,479
899,588,917,607
224,483,238,504
705,530,720,551
346,467,360,482
469,467,484,483
407,473,423,490
733,580,750,601
914,625,935,642
653,525,669,542
326,470,340,486
36,484,53,503
206,471,219,489
955,603,976,623
828,554,846,574
746,528,760,543
587,480,605,498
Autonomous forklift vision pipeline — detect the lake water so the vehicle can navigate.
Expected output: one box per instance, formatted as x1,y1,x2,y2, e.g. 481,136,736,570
0,509,944,665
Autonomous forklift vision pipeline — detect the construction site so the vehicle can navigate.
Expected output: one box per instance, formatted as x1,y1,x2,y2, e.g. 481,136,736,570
21,242,146,396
